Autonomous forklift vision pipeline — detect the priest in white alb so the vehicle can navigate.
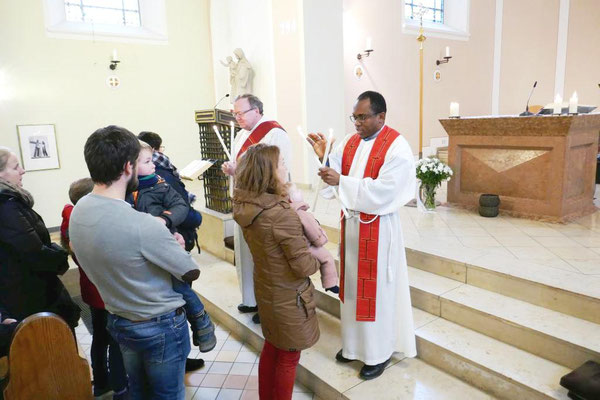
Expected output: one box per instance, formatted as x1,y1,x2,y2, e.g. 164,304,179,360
222,94,291,324
308,91,417,380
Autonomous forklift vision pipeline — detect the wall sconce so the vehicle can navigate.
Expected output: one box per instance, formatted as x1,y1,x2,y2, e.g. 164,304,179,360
357,37,374,60
436,46,452,65
109,49,120,70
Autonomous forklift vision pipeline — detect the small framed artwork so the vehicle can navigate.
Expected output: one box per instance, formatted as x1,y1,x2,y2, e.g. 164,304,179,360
16,124,61,171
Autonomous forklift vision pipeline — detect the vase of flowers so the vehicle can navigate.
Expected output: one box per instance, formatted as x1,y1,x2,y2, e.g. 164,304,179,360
415,157,453,211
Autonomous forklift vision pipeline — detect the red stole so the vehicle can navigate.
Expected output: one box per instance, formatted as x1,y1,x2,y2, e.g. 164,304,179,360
339,126,400,322
236,121,286,160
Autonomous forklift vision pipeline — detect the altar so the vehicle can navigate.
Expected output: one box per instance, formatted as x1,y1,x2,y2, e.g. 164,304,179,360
440,114,600,222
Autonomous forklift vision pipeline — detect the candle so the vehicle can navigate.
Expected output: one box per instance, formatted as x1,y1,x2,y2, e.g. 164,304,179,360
445,46,450,57
449,102,460,118
112,49,118,61
230,121,235,153
212,125,232,160
569,92,578,114
366,37,372,50
553,94,563,115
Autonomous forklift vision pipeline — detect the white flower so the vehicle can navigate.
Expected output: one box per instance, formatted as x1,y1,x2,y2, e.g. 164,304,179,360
420,165,428,173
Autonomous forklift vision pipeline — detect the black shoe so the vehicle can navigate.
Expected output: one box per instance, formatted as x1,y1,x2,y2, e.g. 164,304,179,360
335,349,353,363
252,313,260,324
359,357,391,380
238,304,258,313
185,358,205,372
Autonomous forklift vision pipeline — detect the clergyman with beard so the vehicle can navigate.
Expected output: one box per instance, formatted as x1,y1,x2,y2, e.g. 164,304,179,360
69,125,200,400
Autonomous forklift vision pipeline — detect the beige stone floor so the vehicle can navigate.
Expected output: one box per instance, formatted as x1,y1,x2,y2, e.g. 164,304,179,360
306,183,600,279
75,319,315,400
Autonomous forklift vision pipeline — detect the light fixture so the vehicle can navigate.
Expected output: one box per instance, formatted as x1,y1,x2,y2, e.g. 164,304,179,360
436,46,452,65
357,37,374,60
110,49,120,70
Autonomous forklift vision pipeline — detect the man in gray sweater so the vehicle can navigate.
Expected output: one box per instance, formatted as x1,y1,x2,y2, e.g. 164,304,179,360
70,125,200,400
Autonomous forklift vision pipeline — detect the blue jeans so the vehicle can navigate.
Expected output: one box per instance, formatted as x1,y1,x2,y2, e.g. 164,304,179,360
172,277,216,350
90,307,127,395
107,308,190,400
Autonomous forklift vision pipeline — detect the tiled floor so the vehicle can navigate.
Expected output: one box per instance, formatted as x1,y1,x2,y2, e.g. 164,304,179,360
74,319,315,400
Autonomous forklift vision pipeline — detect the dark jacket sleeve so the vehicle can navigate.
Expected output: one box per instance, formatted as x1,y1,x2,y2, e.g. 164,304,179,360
156,166,190,205
0,199,69,274
271,207,320,278
160,185,189,229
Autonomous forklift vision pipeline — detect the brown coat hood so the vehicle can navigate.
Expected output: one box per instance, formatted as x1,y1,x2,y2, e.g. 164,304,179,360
232,189,289,228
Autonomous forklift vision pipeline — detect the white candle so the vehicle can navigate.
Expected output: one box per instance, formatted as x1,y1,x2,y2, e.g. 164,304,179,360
212,125,232,160
569,91,578,114
112,49,118,61
445,46,450,57
553,94,563,115
366,37,372,50
449,102,460,117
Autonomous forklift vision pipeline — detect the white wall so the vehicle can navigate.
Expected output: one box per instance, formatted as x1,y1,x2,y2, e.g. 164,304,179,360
303,0,345,181
210,0,277,111
342,0,600,154
0,0,215,227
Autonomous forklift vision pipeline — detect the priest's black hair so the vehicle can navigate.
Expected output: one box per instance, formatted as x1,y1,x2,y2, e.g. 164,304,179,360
358,91,387,114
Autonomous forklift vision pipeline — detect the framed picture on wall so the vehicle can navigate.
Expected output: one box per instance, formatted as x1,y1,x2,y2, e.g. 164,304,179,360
16,124,61,171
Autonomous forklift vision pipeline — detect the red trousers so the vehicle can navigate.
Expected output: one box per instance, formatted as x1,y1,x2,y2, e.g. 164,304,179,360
258,340,301,400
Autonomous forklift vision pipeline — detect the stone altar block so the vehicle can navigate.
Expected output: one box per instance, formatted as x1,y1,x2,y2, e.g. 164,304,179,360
440,114,600,222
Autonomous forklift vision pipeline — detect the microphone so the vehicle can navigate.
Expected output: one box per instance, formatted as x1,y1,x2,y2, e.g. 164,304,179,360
213,93,230,110
520,81,538,116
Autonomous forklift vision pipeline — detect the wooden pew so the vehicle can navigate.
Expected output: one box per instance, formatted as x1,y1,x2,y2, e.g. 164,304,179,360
3,312,92,400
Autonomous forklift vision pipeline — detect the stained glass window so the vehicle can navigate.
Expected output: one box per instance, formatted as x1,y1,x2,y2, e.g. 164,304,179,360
64,0,141,27
405,0,444,24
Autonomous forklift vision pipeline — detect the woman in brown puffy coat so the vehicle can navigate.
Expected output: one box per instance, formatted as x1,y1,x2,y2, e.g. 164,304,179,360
233,143,320,400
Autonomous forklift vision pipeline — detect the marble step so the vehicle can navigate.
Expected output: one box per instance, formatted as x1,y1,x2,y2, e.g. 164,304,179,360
309,273,571,400
416,316,570,400
191,253,494,400
313,266,600,371
324,236,600,325
409,267,600,370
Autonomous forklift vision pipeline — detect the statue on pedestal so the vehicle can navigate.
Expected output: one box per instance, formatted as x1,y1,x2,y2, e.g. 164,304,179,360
221,48,254,103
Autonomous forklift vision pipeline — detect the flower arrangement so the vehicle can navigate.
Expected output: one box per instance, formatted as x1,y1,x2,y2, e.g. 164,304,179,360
415,157,453,210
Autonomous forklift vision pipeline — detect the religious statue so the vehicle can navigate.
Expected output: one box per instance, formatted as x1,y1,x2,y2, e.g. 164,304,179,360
220,48,254,103
219,56,237,101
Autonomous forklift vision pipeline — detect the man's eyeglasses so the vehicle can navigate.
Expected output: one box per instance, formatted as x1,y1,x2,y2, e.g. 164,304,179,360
349,113,377,123
233,108,256,118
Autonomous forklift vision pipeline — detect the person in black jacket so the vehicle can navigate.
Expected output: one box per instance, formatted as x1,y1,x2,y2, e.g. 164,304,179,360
0,147,80,329
138,131,203,250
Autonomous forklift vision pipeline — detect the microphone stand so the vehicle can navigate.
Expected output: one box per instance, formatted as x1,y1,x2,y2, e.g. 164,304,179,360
520,81,538,116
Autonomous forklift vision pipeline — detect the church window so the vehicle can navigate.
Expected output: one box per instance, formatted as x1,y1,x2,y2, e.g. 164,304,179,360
64,0,142,27
42,0,167,43
402,0,470,41
405,0,444,24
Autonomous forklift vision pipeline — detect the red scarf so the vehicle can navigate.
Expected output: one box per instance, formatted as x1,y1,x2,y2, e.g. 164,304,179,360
236,121,286,160
339,125,400,322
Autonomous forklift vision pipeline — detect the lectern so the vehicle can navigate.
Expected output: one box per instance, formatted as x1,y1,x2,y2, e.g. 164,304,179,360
440,114,600,222
195,109,238,214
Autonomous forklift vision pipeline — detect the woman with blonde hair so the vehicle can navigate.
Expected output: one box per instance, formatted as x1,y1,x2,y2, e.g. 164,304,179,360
233,143,320,400
0,147,80,329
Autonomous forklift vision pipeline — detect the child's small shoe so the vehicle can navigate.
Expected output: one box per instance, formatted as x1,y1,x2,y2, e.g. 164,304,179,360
193,321,217,352
325,286,340,294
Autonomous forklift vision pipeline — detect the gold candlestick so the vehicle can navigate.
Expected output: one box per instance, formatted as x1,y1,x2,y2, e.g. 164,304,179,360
417,25,426,159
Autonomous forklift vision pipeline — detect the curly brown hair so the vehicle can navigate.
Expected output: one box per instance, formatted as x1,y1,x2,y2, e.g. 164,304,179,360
234,144,288,196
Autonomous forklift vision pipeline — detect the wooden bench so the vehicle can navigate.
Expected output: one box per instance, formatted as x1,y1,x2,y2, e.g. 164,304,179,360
3,312,92,400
